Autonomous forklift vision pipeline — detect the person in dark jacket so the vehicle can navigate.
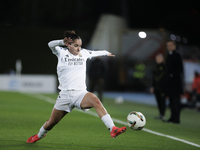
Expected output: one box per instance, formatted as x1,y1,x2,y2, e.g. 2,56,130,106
88,57,106,102
165,40,184,124
192,71,200,111
150,53,166,121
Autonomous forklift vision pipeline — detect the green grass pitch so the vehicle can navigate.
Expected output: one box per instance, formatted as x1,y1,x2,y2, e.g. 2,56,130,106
0,91,200,150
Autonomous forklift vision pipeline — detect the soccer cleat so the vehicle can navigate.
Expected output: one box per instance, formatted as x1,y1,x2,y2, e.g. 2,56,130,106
110,126,126,138
26,134,45,143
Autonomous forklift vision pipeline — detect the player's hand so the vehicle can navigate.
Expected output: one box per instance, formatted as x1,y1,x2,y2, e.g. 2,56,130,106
108,52,115,57
63,37,73,46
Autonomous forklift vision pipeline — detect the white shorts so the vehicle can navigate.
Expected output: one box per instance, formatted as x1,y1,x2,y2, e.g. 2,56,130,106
54,90,89,112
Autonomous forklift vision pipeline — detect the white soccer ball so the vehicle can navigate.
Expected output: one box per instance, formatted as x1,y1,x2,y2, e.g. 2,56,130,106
127,111,146,130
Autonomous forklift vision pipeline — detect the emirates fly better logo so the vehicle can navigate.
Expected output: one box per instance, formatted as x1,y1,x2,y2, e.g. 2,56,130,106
62,55,84,65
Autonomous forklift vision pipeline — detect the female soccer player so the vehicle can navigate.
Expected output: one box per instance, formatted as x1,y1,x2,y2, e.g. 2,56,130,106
27,31,126,143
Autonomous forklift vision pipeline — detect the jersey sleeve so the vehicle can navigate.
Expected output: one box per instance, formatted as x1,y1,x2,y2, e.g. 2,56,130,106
48,40,65,56
83,49,109,59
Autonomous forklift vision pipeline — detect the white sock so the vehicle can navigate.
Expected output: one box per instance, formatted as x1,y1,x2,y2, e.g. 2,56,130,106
101,114,115,132
38,126,48,138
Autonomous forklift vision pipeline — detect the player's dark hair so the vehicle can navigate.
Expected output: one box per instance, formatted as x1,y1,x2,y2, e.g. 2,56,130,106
166,40,176,46
64,30,81,41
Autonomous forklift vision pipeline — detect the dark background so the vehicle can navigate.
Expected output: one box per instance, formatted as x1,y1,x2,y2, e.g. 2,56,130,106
0,0,200,75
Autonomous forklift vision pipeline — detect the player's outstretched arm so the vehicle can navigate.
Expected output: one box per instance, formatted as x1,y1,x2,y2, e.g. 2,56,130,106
108,52,115,57
86,50,115,58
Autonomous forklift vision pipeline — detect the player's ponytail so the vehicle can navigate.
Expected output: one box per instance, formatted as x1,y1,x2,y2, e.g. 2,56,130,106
64,30,81,41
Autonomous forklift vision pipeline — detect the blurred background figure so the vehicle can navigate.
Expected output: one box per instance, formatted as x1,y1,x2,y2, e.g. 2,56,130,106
16,59,22,76
165,40,184,124
150,53,166,121
132,62,146,91
192,71,200,112
88,57,106,102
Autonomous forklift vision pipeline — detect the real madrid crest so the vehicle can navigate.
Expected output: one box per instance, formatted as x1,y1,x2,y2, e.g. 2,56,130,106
79,53,82,57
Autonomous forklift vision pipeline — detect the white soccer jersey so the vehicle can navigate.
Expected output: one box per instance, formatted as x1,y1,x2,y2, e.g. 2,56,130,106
48,40,109,91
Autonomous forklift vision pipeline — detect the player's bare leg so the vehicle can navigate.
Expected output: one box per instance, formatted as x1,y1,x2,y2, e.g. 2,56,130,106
43,108,68,130
81,92,107,118
81,92,126,138
27,108,68,143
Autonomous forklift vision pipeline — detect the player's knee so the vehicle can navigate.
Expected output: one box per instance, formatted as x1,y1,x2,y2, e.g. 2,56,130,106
93,96,102,107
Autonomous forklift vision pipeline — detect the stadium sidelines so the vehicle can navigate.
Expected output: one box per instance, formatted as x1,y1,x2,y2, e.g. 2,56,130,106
22,92,200,148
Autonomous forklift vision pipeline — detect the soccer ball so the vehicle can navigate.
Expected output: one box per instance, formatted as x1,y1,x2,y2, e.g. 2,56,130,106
127,111,146,130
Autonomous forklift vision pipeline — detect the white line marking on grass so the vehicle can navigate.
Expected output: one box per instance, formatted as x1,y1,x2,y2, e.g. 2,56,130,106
22,92,200,148
23,92,56,104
